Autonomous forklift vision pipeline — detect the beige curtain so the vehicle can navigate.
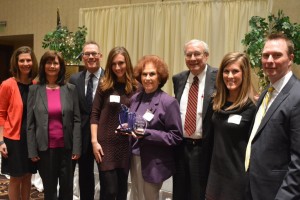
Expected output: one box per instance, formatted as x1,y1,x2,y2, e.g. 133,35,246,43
79,0,273,95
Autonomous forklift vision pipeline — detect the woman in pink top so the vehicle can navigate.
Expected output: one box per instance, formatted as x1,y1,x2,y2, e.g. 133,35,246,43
0,46,38,200
27,51,81,200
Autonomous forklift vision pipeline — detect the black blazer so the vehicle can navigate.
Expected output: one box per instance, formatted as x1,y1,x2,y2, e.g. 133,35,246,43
248,75,300,200
172,64,217,179
69,69,104,154
27,83,81,158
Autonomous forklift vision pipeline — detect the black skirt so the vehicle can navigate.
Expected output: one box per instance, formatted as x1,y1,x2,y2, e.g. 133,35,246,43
1,136,37,177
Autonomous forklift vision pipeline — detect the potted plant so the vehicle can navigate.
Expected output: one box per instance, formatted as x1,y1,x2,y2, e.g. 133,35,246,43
42,9,88,65
242,10,300,91
42,26,87,65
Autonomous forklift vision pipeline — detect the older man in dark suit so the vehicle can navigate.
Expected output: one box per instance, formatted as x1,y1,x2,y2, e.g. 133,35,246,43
69,41,104,200
172,39,217,200
245,33,300,200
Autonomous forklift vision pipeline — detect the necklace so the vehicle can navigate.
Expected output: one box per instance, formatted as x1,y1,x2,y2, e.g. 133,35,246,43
46,84,59,89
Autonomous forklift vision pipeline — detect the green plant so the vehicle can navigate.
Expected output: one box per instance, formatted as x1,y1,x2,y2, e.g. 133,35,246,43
42,26,87,65
242,10,300,91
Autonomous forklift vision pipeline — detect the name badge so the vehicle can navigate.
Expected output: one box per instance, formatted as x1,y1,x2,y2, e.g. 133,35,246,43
110,95,120,103
228,114,242,125
143,110,154,122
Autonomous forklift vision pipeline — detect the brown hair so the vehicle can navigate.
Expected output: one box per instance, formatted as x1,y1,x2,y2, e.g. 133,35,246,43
100,46,137,94
10,46,38,80
213,52,256,111
134,55,169,88
266,32,294,55
38,50,66,85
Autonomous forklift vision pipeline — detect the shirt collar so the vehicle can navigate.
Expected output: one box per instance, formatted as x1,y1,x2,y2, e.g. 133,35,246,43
188,64,207,83
271,71,292,93
86,68,102,80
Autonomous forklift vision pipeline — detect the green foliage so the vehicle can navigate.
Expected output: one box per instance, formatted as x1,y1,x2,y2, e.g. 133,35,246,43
242,10,300,91
42,26,87,65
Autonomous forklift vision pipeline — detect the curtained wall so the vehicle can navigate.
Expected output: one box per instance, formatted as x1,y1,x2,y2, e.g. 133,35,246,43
79,0,272,94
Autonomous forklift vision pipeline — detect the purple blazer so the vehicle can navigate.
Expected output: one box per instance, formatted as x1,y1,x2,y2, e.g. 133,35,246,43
130,89,183,184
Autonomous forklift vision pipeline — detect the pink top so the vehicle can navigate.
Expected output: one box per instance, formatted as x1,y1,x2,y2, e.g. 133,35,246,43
46,88,64,148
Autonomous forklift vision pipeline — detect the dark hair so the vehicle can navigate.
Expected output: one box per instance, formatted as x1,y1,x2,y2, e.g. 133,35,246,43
101,46,137,94
10,46,38,79
134,55,169,88
213,52,255,111
266,33,294,55
38,50,66,85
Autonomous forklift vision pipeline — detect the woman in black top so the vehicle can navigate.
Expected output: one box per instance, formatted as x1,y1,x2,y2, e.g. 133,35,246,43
206,52,256,200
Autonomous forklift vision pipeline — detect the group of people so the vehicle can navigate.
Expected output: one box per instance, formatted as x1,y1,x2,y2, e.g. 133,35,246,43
0,32,299,200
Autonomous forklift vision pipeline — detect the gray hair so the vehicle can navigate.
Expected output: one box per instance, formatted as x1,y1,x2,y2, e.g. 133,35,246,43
183,39,209,55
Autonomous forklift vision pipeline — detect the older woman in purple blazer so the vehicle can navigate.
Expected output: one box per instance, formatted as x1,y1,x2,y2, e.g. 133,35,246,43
129,55,183,200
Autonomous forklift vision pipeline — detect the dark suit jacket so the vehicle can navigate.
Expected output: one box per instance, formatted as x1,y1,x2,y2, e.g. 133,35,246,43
248,75,300,200
69,69,104,154
27,83,81,158
130,89,183,184
172,65,217,180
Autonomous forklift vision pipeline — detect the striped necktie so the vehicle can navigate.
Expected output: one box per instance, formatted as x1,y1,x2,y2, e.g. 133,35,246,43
184,76,199,136
245,86,274,171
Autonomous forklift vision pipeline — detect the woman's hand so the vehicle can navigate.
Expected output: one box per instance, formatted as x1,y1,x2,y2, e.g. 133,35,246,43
115,124,132,136
31,157,40,162
92,142,104,163
0,143,8,158
72,154,80,160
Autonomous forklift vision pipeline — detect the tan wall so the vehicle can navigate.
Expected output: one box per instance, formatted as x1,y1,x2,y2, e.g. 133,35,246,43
0,0,175,59
0,0,299,79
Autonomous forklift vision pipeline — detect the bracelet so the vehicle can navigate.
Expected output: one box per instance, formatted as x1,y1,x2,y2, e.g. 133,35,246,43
0,141,5,146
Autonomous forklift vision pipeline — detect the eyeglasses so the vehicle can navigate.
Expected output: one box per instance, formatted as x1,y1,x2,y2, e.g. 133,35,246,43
185,51,205,59
82,52,100,58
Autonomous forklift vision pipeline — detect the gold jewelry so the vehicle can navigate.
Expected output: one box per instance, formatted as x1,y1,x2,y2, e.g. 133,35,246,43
46,84,59,89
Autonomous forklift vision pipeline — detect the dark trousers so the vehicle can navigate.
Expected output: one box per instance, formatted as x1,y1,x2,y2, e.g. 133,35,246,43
38,148,73,200
245,171,253,200
73,144,95,200
98,167,128,200
173,140,206,200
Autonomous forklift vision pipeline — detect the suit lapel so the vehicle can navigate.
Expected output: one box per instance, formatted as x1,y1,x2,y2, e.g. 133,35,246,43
78,71,88,109
148,90,161,115
253,76,296,140
38,85,48,112
203,65,216,119
176,71,189,102
130,92,143,113
60,85,68,116
100,67,105,78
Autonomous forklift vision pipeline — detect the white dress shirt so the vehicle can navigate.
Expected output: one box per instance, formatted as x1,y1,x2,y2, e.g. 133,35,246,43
180,65,207,139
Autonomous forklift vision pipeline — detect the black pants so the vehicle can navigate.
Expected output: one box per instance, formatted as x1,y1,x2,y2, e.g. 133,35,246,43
72,144,95,200
98,167,128,200
38,148,73,200
173,140,206,200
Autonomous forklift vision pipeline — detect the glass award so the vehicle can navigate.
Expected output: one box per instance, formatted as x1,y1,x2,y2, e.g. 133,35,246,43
118,104,136,133
133,115,148,136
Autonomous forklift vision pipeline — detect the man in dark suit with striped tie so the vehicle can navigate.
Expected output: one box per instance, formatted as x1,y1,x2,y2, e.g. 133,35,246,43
245,33,300,200
172,39,217,200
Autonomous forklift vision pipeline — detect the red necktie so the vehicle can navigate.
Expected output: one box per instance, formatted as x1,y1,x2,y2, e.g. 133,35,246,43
184,76,199,136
